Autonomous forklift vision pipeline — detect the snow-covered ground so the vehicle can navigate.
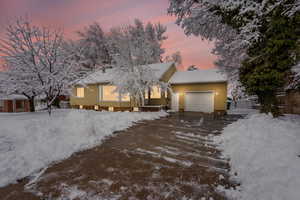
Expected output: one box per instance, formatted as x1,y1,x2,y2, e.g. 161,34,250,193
227,108,258,115
216,112,300,200
0,109,167,187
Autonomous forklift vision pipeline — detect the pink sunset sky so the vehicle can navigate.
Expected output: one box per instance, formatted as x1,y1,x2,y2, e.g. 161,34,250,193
0,0,217,70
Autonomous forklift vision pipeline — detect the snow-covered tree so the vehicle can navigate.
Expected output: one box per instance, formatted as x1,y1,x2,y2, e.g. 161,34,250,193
0,18,88,114
145,21,168,62
287,62,300,89
168,0,300,116
77,22,112,71
0,19,44,111
165,51,182,66
228,82,244,108
108,22,169,106
187,65,198,71
125,19,167,64
168,0,300,78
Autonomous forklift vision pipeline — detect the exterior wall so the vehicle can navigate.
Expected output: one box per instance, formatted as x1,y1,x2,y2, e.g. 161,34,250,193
70,84,133,109
70,82,228,112
148,95,168,106
148,64,176,106
171,82,227,112
71,85,99,106
160,64,177,82
0,100,30,112
0,100,12,112
70,64,177,109
69,64,228,113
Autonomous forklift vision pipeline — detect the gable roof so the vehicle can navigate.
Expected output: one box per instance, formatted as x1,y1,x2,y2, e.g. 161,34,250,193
169,68,227,84
80,62,175,85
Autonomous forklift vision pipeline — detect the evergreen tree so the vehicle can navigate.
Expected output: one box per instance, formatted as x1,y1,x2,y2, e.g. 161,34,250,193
240,5,300,116
168,0,300,116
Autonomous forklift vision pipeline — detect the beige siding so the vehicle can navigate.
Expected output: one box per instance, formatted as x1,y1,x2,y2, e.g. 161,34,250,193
70,63,228,112
171,82,227,111
160,64,177,82
71,85,99,106
70,84,133,108
147,64,176,106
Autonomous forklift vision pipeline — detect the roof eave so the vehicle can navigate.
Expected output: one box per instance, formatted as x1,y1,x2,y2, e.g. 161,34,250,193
170,80,228,85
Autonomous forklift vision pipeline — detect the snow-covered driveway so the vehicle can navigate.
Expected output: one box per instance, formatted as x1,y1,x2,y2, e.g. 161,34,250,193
0,110,167,188
0,112,241,200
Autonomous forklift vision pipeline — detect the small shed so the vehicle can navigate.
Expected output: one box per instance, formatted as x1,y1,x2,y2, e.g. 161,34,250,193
0,94,30,113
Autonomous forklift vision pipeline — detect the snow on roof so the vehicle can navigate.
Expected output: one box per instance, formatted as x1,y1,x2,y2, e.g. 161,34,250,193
0,94,28,100
169,68,227,84
80,62,174,85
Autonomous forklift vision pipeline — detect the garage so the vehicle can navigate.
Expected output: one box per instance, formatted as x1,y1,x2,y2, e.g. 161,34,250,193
184,92,214,113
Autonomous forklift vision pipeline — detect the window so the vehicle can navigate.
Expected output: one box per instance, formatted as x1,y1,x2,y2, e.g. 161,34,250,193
16,100,24,109
76,87,85,98
151,86,161,99
99,85,130,102
120,93,130,102
102,85,119,101
145,90,149,99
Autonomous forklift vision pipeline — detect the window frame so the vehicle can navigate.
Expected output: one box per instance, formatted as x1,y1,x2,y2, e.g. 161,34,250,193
119,93,130,102
150,85,162,99
76,87,85,98
99,85,130,102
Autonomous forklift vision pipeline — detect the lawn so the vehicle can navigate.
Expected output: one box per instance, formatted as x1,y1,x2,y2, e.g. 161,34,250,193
0,109,167,187
216,112,300,200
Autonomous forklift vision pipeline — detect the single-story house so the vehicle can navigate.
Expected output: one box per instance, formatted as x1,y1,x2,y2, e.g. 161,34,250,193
70,62,228,113
0,94,30,112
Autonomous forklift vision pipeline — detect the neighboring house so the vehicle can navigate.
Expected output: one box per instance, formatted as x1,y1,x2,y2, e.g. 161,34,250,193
0,94,30,112
70,62,228,113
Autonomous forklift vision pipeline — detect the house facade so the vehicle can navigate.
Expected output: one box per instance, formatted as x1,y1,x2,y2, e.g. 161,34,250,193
70,62,228,113
0,95,30,112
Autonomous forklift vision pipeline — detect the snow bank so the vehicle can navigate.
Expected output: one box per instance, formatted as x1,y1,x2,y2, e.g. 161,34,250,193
0,110,167,187
227,108,258,115
216,114,300,200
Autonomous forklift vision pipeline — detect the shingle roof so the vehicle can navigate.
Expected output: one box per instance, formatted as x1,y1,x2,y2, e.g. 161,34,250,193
169,68,227,84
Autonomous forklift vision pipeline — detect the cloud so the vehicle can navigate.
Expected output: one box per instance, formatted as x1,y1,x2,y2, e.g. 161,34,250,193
0,0,216,69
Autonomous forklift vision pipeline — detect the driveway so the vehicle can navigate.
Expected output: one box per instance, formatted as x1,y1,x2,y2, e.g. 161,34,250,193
0,112,241,200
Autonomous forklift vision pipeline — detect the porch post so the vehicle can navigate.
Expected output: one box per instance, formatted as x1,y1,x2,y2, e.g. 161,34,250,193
13,100,16,112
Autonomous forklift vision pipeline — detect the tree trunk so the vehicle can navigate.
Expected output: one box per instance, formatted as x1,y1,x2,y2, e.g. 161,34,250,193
47,104,52,116
46,95,52,116
258,92,281,117
29,97,35,112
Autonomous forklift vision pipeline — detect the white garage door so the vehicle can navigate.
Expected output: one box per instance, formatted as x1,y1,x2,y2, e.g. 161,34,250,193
185,92,214,113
